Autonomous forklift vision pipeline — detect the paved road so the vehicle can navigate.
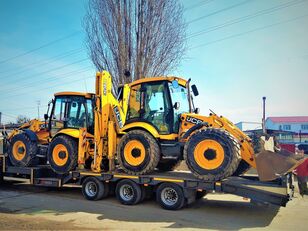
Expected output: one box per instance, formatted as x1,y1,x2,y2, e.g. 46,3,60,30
0,180,307,230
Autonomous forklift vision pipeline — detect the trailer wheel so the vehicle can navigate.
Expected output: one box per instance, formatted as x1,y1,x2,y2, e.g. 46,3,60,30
48,135,77,174
8,133,38,167
117,130,160,175
115,179,143,205
82,177,109,201
156,183,185,210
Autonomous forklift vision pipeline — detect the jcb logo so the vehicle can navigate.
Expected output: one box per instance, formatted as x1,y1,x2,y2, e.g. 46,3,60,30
113,106,123,128
103,80,107,95
186,116,203,124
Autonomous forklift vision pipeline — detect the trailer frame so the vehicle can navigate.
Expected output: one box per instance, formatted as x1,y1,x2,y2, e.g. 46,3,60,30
0,153,294,210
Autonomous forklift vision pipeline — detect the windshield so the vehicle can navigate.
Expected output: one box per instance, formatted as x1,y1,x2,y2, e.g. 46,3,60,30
169,83,190,114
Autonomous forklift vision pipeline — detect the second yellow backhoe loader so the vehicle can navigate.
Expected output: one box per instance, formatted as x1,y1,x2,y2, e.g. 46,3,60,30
6,71,301,182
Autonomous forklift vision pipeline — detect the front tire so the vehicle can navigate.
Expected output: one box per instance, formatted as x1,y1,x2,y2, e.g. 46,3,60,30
47,135,78,174
117,130,160,175
8,133,38,167
184,128,241,181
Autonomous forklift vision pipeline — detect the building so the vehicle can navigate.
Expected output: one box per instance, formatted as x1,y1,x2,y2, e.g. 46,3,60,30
265,116,308,143
235,122,262,131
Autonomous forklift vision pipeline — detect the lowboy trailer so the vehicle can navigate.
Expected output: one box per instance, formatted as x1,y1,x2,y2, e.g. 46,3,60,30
0,153,294,210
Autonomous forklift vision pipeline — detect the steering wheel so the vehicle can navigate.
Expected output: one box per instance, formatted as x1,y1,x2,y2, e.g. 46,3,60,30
146,110,158,121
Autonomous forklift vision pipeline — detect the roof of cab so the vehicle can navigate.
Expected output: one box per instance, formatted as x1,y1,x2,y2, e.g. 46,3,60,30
54,92,94,98
128,76,187,87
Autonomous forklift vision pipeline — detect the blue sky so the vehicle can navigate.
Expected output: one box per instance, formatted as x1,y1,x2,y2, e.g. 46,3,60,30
0,0,307,125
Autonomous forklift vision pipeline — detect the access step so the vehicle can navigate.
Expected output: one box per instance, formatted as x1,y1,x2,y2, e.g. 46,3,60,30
33,178,62,187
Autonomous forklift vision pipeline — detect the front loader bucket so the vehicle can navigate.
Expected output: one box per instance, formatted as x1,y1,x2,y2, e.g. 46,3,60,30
255,136,304,181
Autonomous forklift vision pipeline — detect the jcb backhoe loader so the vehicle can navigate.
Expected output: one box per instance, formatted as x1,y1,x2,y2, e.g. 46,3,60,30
5,71,302,181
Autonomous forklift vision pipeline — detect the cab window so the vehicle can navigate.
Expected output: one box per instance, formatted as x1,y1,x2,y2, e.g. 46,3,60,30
50,96,94,135
127,82,173,134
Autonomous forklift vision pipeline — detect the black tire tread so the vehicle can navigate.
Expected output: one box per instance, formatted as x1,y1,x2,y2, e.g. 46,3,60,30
115,179,143,205
48,135,78,174
156,183,185,210
82,177,109,201
8,133,38,167
184,128,241,181
117,130,160,175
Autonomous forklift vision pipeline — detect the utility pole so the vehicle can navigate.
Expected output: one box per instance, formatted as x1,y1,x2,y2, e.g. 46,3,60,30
37,100,40,120
0,112,2,126
262,96,266,134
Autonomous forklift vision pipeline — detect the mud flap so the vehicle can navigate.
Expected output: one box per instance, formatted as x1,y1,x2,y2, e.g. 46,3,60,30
255,136,305,181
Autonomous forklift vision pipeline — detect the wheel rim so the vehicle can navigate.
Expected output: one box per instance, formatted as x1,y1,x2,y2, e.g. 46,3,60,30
161,187,178,206
194,139,225,170
12,140,26,161
52,144,68,166
123,140,146,166
119,184,134,201
85,181,97,197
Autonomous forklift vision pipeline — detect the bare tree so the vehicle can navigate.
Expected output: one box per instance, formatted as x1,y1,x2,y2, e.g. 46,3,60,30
16,115,30,124
84,0,186,87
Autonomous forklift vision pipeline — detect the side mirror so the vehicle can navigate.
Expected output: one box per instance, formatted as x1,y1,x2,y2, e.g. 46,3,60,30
174,102,180,110
194,108,200,114
44,114,49,120
191,84,199,96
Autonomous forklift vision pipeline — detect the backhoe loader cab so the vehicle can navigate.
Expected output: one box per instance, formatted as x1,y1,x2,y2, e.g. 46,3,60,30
124,78,194,135
49,92,95,136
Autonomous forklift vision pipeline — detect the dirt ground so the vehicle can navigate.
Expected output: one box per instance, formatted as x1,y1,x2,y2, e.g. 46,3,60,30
0,179,307,231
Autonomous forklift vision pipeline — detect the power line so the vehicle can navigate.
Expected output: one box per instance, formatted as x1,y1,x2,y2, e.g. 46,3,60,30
0,31,81,65
2,105,48,112
1,66,93,95
184,0,215,11
0,57,89,87
187,0,306,39
187,0,251,24
0,73,93,113
3,75,93,100
1,113,18,119
0,47,85,76
190,13,308,49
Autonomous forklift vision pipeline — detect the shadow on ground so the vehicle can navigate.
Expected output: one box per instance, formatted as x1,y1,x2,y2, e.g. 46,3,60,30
0,181,280,230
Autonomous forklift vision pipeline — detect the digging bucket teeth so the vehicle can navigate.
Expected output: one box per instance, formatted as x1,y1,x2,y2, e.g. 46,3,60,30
255,136,305,181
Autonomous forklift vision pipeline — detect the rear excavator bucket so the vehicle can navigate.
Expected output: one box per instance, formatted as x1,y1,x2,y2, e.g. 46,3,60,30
255,136,305,181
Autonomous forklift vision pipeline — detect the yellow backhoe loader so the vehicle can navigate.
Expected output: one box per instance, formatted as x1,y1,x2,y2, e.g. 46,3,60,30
6,71,301,181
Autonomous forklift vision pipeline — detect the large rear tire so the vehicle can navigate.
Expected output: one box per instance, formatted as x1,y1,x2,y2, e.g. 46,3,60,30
117,130,160,175
47,135,78,174
184,128,241,181
8,133,38,167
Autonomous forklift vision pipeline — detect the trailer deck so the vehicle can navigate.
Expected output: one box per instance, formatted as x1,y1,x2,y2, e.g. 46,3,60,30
0,153,294,209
